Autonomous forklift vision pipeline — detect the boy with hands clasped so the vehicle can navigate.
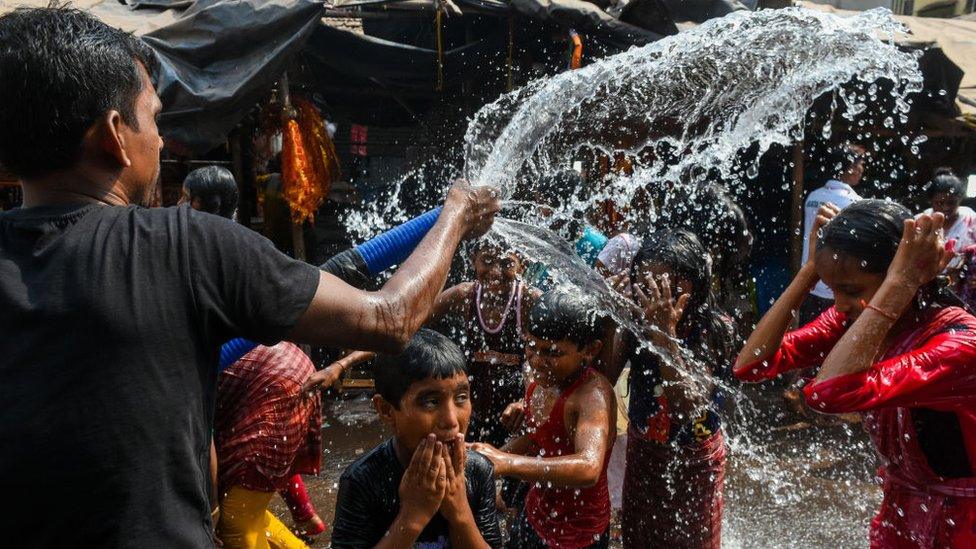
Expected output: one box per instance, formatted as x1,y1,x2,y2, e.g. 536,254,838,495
330,329,501,549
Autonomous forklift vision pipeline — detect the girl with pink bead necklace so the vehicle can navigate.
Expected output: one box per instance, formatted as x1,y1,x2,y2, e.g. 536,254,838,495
430,241,540,448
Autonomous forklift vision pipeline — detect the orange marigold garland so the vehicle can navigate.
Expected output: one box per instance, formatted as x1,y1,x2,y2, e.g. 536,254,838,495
296,97,340,198
281,96,340,224
281,116,320,224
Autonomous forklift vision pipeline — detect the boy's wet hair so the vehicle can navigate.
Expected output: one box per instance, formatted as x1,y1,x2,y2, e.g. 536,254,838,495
527,288,606,348
373,329,467,409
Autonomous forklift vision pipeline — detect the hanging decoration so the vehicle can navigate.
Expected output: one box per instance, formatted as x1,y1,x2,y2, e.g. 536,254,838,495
280,84,340,224
296,96,340,203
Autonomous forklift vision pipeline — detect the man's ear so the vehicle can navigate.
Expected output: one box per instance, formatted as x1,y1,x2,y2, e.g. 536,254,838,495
93,110,131,168
372,394,397,428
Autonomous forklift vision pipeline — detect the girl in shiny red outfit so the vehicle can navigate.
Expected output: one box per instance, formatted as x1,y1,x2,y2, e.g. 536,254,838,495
736,199,976,548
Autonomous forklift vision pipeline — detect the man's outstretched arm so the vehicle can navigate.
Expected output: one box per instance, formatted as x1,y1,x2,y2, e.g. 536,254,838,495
289,184,499,353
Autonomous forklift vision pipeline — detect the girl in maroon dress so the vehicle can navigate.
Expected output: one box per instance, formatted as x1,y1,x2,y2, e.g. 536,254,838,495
616,230,734,549
737,199,976,548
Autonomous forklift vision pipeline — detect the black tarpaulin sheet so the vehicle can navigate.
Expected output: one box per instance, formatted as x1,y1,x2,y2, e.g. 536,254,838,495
329,0,662,47
305,21,509,91
619,0,745,35
507,0,662,47
144,0,325,152
124,0,195,9
2,0,324,153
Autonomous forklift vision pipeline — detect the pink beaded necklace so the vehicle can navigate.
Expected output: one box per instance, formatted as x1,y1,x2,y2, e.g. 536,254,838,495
475,280,523,335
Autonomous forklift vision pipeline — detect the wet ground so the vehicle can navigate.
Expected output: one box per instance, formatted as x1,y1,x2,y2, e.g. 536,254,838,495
270,386,882,548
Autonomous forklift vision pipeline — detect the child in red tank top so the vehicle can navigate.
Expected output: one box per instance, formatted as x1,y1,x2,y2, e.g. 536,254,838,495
471,289,616,549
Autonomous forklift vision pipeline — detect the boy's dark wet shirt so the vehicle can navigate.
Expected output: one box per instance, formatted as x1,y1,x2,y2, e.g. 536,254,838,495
330,439,503,548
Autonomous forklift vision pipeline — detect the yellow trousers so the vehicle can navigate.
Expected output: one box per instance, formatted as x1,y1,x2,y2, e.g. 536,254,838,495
217,486,309,549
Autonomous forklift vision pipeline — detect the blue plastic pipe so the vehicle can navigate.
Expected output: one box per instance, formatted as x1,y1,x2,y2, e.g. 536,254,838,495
354,207,442,275
219,337,257,371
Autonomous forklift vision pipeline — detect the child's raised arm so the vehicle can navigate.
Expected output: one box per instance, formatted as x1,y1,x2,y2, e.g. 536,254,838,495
736,203,839,373
302,350,375,394
470,379,615,487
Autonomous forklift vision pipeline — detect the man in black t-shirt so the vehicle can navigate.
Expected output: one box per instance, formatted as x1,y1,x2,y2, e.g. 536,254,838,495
0,8,498,548
331,329,502,548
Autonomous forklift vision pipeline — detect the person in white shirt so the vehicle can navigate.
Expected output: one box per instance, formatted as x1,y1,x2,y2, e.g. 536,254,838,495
922,167,976,272
798,142,866,324
781,143,867,422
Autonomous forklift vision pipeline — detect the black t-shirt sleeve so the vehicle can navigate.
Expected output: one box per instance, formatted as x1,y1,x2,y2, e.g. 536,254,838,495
330,471,384,549
467,452,503,548
185,207,319,346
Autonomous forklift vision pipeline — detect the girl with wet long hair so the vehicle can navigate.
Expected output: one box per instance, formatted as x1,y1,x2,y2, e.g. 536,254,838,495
615,230,734,548
736,199,976,548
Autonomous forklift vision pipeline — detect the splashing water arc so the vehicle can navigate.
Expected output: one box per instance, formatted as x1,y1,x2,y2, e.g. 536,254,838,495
455,8,925,547
451,7,922,350
462,7,921,197
345,6,926,357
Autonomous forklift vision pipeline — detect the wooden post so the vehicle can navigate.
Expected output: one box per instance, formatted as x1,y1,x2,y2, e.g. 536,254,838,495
229,125,257,229
789,141,806,276
291,223,307,261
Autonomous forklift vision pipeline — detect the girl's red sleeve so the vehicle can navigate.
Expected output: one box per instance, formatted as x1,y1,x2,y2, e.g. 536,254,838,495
803,326,976,413
734,307,848,382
